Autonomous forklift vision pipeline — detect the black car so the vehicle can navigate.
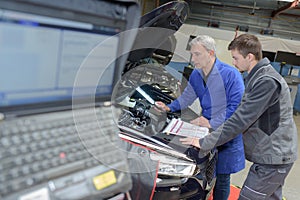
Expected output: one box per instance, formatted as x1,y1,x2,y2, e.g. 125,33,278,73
113,1,217,200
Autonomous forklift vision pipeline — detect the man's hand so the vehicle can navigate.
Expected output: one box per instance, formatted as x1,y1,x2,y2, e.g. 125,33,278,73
190,116,211,128
154,101,170,112
179,137,200,148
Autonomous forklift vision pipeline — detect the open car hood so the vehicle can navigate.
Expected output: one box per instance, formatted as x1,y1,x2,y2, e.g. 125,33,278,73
127,1,189,63
114,1,196,160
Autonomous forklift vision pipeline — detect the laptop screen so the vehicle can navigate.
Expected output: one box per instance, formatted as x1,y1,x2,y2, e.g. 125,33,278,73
0,7,121,115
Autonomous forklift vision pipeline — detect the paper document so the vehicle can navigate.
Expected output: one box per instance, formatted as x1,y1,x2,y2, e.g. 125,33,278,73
163,118,209,139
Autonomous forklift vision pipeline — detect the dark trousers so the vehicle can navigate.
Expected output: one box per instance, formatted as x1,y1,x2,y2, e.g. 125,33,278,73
239,163,293,200
213,173,231,200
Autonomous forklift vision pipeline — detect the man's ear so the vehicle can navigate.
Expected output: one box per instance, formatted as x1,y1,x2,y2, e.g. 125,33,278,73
248,53,255,61
209,50,215,56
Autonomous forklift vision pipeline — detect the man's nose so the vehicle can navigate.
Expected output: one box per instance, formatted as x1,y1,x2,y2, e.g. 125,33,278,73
191,55,195,62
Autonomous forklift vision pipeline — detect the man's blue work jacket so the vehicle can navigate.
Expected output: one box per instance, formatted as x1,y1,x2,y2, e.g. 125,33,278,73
168,58,245,174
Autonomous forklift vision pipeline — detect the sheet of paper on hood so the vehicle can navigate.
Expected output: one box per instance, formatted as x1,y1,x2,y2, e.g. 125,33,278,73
163,118,209,139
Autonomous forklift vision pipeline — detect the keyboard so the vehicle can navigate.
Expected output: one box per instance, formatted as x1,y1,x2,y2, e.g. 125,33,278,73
0,106,131,200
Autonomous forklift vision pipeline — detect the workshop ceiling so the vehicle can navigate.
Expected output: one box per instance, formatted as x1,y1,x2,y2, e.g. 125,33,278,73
141,0,300,40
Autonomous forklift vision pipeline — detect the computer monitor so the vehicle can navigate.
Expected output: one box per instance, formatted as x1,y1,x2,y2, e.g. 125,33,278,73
275,51,298,65
0,0,139,115
292,54,300,66
262,51,276,62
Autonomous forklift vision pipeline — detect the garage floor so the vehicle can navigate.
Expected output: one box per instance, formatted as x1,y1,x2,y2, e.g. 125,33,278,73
231,115,300,199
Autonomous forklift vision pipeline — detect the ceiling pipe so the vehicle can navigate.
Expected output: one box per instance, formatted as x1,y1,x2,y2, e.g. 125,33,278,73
196,0,262,10
271,0,300,18
279,12,300,17
188,14,300,38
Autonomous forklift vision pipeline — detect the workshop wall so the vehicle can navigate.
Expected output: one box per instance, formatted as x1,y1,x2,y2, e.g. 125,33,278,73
169,24,300,111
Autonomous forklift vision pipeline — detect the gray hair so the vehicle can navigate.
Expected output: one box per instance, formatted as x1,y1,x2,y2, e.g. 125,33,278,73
189,35,216,56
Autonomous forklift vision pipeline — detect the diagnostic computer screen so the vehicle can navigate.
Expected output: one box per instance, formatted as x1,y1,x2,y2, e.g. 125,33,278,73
0,9,120,107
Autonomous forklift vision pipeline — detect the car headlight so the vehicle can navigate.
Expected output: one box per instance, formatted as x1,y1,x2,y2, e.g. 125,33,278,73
150,152,197,177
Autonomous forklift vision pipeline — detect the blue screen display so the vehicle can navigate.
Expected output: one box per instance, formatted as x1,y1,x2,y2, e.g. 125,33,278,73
0,10,120,107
